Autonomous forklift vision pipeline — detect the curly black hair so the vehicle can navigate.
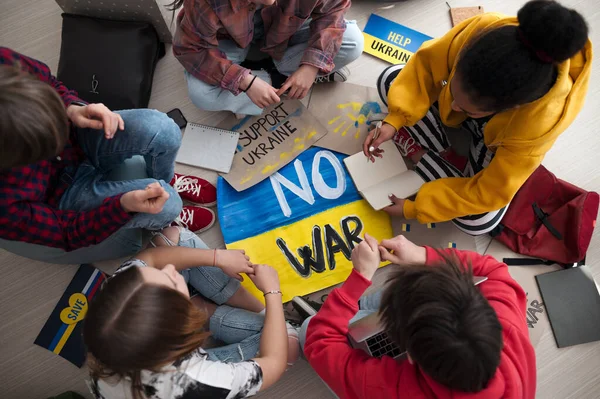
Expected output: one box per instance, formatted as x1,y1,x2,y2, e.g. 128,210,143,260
456,0,588,112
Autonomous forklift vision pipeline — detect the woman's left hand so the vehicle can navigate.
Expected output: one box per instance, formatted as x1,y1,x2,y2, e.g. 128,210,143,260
66,103,124,139
382,194,405,218
215,249,254,281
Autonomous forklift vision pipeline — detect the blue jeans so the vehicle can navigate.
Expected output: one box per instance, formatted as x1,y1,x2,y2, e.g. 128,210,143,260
0,109,183,264
186,20,364,115
159,228,265,362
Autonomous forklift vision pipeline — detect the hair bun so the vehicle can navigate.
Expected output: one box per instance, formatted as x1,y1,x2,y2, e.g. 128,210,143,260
517,0,588,62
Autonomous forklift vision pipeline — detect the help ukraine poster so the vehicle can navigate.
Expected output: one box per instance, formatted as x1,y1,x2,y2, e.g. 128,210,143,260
363,14,433,64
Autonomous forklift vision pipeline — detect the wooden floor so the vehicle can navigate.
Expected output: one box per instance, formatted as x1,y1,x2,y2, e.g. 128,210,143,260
1,0,599,398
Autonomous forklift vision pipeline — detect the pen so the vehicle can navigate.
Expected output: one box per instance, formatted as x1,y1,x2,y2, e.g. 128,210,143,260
368,121,383,162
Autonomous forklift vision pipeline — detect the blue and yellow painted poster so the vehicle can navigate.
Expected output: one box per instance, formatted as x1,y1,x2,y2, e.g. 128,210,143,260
363,14,433,64
218,147,392,302
34,264,105,367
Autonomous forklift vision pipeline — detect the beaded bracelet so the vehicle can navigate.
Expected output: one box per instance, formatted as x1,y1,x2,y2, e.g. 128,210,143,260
263,290,282,297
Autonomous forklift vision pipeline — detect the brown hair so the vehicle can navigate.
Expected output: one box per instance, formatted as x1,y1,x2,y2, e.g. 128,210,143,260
0,64,69,169
379,252,503,392
83,267,210,399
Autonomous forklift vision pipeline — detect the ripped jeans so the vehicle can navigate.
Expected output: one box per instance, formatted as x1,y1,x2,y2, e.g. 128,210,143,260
154,227,264,362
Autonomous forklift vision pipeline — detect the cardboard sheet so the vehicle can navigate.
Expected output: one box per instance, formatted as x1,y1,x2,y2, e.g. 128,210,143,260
485,240,561,347
308,82,387,155
218,100,327,191
450,6,484,26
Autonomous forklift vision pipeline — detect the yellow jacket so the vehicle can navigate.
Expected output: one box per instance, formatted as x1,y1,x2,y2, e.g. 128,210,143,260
384,13,592,223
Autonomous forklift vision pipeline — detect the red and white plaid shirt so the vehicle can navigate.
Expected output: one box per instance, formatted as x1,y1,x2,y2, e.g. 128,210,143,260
0,48,132,251
173,0,350,95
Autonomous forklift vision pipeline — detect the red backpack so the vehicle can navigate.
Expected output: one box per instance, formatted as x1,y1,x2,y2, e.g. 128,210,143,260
491,166,599,267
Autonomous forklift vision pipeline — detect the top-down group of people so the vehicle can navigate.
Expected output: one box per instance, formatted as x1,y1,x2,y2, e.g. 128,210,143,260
0,0,591,397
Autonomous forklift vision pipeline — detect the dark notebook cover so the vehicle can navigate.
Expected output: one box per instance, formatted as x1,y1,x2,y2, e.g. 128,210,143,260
536,266,600,348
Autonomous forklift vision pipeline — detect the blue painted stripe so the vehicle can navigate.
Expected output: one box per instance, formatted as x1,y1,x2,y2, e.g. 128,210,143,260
363,14,433,53
218,147,361,243
48,323,68,352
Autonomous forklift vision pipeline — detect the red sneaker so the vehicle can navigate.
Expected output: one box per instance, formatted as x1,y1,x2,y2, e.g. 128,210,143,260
393,128,423,157
173,206,216,234
170,173,217,207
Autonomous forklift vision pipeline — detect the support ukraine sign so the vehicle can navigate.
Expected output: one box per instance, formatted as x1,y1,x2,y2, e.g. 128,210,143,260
363,14,433,64
218,147,392,302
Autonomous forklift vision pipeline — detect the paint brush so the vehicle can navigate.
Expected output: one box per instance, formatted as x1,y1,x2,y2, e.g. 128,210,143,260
368,121,383,162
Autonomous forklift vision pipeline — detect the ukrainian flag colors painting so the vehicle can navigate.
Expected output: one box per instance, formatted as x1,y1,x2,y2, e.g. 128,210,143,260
34,264,105,367
218,147,393,302
362,14,432,64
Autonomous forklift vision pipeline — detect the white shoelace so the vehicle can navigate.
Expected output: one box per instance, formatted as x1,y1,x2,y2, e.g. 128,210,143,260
172,175,201,196
174,207,194,228
395,135,417,157
314,75,331,84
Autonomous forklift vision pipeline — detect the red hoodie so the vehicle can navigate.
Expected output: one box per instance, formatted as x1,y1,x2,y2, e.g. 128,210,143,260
304,247,537,399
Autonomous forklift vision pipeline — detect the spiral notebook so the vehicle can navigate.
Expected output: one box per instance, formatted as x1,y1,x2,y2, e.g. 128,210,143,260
176,123,240,173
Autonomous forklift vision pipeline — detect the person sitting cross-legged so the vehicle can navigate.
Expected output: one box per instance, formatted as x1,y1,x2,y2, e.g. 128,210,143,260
300,233,536,399
0,47,218,264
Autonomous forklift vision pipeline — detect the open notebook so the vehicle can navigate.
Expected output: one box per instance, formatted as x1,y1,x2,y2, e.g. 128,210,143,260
344,140,425,210
176,123,240,173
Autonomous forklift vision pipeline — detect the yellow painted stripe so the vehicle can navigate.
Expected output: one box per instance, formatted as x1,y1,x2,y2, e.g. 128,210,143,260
362,33,415,65
53,323,77,354
228,200,393,302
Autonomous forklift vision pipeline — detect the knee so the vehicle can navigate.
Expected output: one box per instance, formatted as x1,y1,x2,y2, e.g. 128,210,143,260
186,74,224,111
152,111,182,153
159,183,183,222
338,22,364,64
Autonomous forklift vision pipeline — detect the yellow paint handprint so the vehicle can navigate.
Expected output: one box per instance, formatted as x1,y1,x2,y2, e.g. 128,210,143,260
328,101,382,139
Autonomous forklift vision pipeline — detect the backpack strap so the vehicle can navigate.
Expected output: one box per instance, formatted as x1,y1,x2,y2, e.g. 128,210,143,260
503,257,555,266
532,202,563,240
503,257,586,269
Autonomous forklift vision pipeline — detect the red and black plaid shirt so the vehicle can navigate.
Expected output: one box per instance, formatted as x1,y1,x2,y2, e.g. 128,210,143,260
0,47,132,251
173,0,350,95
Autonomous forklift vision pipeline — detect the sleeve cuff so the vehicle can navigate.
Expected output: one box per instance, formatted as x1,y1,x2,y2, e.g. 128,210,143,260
104,195,134,224
301,48,335,74
339,270,372,302
223,64,250,95
403,199,417,219
383,114,407,131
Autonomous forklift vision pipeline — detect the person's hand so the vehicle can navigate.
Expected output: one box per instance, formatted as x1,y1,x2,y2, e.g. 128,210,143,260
276,65,319,99
120,182,170,214
243,75,280,109
382,194,405,217
378,234,427,265
66,103,124,139
215,249,254,281
351,233,381,281
248,264,281,294
362,122,397,162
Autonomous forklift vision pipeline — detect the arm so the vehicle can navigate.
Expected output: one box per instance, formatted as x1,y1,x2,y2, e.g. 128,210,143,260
0,47,83,108
248,264,288,391
172,2,250,94
305,235,404,399
301,0,351,74
304,270,402,399
134,246,253,280
0,196,131,251
403,146,543,222
383,14,503,129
